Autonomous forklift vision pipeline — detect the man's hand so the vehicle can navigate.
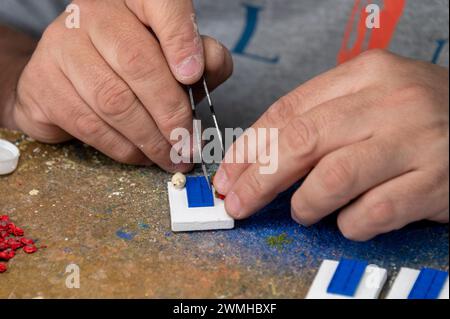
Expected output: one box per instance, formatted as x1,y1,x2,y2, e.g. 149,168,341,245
6,0,232,171
214,50,449,241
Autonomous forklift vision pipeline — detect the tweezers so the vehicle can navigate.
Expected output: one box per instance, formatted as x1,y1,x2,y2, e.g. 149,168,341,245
187,77,224,188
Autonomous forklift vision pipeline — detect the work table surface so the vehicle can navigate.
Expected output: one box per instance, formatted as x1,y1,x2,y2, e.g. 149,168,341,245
0,128,448,298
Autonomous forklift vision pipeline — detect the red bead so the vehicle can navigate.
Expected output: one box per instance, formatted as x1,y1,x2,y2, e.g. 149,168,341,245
23,245,38,254
21,238,34,245
0,241,8,251
0,250,14,260
214,190,226,200
13,227,24,237
6,238,23,250
0,263,7,273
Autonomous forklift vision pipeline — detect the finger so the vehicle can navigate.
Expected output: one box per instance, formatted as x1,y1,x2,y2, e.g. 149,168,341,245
430,210,450,224
223,92,376,219
337,170,448,241
56,33,191,172
40,67,150,165
291,137,416,226
14,105,71,144
179,35,233,107
202,36,233,91
86,3,193,143
215,62,376,195
126,0,203,84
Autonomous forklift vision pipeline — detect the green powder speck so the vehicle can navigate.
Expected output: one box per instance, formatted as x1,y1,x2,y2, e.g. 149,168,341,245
266,233,293,251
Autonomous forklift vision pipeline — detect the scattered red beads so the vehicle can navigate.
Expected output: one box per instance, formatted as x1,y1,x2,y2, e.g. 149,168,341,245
0,215,39,273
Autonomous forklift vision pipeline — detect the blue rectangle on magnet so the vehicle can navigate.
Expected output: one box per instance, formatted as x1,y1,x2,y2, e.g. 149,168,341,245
408,268,448,299
186,176,214,208
327,258,368,297
426,271,448,299
327,259,355,295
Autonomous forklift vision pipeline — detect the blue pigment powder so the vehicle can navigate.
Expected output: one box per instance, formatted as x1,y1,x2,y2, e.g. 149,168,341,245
184,183,449,274
116,229,137,241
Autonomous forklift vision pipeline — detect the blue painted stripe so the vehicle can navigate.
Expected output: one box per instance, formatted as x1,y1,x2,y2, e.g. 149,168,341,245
409,269,435,299
345,261,368,296
426,271,448,299
327,259,368,297
409,268,448,299
186,176,214,208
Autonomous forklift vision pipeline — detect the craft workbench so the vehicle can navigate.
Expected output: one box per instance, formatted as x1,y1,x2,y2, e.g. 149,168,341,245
0,128,448,298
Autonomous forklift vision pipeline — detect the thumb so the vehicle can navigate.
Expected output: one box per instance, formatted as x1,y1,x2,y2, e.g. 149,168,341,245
126,0,204,85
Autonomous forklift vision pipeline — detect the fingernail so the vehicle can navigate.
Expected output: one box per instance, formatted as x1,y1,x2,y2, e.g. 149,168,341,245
175,54,202,80
225,192,241,218
213,168,228,194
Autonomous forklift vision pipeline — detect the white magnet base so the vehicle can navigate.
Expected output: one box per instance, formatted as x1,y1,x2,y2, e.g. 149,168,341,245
167,182,234,232
386,267,449,299
306,260,388,299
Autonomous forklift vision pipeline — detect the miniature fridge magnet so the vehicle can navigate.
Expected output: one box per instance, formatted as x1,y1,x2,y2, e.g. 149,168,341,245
167,175,234,232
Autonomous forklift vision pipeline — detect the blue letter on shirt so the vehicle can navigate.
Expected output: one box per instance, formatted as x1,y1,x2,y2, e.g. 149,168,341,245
232,4,280,64
431,39,448,64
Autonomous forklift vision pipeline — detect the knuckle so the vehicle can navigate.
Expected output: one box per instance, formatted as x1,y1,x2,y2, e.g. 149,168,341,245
72,0,92,10
359,48,390,60
75,113,103,137
164,27,199,62
287,116,318,158
241,172,265,200
392,84,434,104
96,78,137,118
145,135,170,160
318,156,353,196
113,145,142,164
432,117,450,139
157,100,191,133
365,197,397,229
351,49,394,73
42,21,63,41
265,97,296,127
72,0,91,7
358,49,393,64
116,38,161,82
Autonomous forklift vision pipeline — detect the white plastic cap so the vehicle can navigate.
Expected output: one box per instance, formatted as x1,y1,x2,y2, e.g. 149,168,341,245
0,139,20,175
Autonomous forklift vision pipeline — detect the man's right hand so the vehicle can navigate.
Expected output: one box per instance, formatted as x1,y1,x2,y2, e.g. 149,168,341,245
9,0,233,171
